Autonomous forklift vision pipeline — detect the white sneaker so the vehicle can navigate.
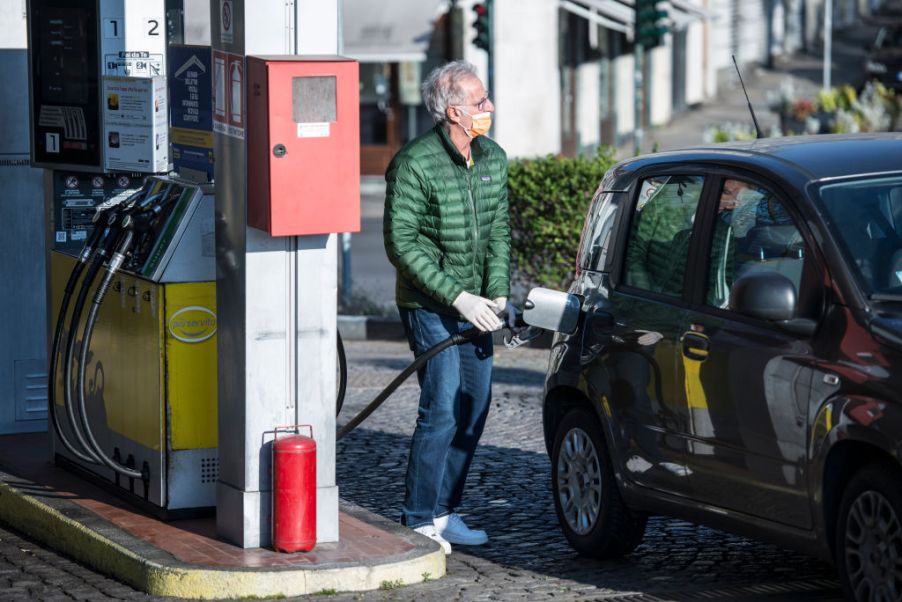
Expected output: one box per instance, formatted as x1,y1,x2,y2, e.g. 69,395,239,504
413,524,452,555
434,513,488,546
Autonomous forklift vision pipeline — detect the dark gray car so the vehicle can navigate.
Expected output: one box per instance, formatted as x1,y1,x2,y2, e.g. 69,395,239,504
541,134,902,602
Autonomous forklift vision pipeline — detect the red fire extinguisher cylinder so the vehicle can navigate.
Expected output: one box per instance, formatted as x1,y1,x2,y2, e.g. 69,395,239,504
272,427,316,553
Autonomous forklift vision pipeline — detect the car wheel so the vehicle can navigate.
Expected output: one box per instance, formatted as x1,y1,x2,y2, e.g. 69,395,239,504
836,463,902,602
551,406,646,558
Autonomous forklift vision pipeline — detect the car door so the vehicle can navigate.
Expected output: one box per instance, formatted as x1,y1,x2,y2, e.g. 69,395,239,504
592,173,708,496
677,174,822,529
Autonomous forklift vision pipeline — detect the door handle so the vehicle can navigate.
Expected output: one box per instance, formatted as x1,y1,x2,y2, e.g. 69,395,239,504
682,332,710,361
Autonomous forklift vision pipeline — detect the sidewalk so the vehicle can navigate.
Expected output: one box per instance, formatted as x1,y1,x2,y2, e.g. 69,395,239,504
634,24,885,155
0,433,444,599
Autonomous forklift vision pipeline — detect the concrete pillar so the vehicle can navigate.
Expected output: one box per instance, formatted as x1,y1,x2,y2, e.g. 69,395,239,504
212,0,340,548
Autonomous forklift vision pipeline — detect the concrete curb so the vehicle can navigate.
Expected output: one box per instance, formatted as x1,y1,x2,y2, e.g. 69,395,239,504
0,471,444,599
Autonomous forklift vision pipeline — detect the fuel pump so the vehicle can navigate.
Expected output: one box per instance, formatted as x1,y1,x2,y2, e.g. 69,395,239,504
49,176,218,517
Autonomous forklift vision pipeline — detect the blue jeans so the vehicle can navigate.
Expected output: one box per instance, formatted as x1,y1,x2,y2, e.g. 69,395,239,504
398,307,494,528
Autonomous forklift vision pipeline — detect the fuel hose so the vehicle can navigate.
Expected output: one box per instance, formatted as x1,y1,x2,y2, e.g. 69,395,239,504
74,228,146,481
48,224,108,465
336,326,482,440
61,221,125,464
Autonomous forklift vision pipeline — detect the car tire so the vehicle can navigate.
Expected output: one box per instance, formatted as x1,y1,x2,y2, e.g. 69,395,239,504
835,462,902,602
551,406,646,558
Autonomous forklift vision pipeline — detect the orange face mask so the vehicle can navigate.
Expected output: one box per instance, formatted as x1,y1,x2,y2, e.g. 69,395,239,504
458,108,492,138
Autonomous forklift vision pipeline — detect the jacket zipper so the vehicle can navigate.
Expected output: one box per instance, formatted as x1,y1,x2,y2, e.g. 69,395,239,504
465,166,479,288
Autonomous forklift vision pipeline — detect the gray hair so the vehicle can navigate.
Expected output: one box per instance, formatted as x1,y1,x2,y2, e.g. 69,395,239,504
421,60,479,124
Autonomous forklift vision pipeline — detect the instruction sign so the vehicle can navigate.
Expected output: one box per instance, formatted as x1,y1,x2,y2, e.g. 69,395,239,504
104,50,165,77
102,76,169,172
169,45,214,180
212,49,245,140
219,0,234,45
99,0,166,76
51,171,145,254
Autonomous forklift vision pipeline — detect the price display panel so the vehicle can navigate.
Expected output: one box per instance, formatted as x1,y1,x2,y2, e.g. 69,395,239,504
29,0,103,170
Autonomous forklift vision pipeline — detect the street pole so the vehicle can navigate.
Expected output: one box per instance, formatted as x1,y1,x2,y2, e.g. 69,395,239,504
634,42,644,155
487,0,495,137
823,0,832,90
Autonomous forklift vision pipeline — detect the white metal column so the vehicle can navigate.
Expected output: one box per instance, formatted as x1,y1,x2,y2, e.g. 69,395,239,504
212,0,341,548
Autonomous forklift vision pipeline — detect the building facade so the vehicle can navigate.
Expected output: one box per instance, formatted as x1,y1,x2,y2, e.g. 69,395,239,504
341,0,879,172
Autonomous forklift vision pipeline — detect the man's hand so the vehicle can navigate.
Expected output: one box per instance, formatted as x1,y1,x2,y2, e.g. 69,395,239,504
492,297,517,329
453,291,503,332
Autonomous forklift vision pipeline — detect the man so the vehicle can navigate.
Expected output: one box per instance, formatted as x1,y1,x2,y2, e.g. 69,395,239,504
709,179,753,306
383,61,510,554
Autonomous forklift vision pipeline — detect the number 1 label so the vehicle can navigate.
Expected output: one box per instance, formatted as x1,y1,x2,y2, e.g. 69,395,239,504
104,18,122,39
46,133,60,153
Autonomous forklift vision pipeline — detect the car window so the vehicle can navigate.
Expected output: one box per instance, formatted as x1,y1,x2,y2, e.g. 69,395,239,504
623,175,705,297
705,179,807,309
578,190,617,271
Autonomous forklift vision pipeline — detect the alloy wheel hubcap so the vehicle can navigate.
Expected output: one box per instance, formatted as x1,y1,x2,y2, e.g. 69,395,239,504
844,490,902,602
557,427,602,535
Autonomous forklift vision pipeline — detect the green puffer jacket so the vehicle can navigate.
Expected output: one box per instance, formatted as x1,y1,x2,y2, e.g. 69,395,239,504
384,124,510,316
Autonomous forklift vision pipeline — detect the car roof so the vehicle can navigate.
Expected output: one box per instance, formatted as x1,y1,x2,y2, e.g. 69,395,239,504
611,133,902,188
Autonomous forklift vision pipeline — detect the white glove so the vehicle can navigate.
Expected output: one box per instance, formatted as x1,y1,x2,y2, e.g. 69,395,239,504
493,297,517,329
636,329,663,346
452,291,503,332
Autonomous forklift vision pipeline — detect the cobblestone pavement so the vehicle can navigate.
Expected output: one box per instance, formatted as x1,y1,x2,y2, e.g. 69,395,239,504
0,523,161,601
325,340,844,602
0,339,844,601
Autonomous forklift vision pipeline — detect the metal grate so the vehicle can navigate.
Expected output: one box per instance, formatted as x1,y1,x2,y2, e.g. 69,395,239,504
14,359,48,422
200,457,219,484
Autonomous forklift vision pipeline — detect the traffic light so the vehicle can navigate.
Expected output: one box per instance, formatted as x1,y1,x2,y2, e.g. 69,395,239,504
472,2,491,52
634,0,668,48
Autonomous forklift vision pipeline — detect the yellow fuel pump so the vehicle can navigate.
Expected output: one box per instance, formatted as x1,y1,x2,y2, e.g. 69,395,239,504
49,175,218,517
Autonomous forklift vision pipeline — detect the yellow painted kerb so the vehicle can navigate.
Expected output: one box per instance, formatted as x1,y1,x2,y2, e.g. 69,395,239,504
0,479,445,598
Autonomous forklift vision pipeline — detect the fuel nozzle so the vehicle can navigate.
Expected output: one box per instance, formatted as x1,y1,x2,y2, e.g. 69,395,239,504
502,288,583,349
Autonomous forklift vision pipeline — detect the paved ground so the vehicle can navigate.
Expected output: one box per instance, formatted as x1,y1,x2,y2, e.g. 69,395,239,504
0,339,844,601
327,340,844,602
0,524,157,601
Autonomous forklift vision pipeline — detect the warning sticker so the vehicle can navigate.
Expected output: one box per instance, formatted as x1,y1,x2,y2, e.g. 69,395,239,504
212,49,245,140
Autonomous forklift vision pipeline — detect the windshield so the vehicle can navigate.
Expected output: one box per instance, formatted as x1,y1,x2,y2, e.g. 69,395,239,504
817,175,902,298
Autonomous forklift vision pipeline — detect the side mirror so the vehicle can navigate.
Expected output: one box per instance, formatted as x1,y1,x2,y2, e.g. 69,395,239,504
730,272,797,322
522,287,582,335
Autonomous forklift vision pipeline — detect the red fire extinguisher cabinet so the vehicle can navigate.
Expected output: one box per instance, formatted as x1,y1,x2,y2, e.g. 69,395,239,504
272,426,316,552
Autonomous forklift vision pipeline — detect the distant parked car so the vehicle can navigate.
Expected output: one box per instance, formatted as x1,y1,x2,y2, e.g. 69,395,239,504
864,23,902,90
541,134,902,602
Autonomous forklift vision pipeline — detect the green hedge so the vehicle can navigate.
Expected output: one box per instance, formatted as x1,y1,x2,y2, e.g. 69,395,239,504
507,147,617,297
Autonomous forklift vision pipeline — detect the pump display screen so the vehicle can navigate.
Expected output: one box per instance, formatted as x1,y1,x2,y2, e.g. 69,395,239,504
29,0,102,169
